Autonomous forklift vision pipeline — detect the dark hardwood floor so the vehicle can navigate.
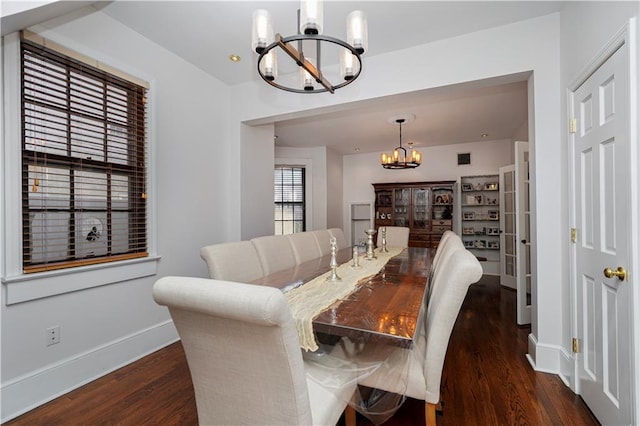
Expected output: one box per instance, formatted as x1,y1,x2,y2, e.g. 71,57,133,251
6,276,599,425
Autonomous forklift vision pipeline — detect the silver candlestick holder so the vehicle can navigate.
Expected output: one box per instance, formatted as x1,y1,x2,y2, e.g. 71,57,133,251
380,226,389,253
365,229,377,260
351,245,361,269
326,237,342,281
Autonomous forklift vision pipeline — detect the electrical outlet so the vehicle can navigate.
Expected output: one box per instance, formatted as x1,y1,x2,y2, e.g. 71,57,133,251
46,325,60,346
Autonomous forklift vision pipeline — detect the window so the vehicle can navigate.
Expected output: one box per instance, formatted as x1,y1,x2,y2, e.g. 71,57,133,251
274,166,305,235
21,37,148,273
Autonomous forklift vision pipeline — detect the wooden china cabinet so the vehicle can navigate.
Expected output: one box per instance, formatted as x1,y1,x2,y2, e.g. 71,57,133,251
373,181,456,248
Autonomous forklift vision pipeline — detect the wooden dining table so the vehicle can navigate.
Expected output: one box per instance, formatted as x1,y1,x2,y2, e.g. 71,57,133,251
250,246,433,349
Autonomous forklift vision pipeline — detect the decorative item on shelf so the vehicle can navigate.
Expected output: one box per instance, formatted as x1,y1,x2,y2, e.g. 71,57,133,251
488,240,500,249
380,227,389,253
473,183,483,190
364,228,377,260
252,0,367,94
380,114,422,169
326,237,342,281
464,240,475,248
463,227,475,235
463,211,475,220
486,227,500,235
442,204,452,219
434,193,450,204
488,210,500,220
486,197,498,205
461,183,473,192
475,240,487,249
484,182,499,190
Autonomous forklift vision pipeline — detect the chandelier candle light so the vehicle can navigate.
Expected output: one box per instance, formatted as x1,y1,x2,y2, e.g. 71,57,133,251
252,0,368,93
381,114,423,169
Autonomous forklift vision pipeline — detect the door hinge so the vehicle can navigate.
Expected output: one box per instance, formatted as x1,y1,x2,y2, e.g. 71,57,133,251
569,118,577,134
572,337,580,353
571,228,577,243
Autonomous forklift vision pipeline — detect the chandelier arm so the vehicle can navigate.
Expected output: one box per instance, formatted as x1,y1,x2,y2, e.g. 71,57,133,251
394,146,408,157
257,33,362,94
275,34,334,93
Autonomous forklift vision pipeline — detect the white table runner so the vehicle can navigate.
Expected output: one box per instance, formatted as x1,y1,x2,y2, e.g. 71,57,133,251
285,247,404,351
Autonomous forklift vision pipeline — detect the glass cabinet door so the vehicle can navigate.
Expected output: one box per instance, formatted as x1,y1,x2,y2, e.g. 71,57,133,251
431,187,454,222
412,188,430,230
394,188,410,227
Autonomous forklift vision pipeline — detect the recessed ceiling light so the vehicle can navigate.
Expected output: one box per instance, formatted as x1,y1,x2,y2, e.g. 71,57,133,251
228,54,241,62
481,133,489,138
354,147,360,152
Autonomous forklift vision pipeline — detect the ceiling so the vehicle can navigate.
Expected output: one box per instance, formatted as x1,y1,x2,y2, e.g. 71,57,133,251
3,1,566,155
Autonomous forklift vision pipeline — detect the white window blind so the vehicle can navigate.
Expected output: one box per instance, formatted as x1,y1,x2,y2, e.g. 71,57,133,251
274,166,305,235
21,36,148,273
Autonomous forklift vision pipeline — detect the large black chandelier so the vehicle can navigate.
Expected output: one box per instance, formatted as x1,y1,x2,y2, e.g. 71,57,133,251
381,115,423,169
252,0,367,94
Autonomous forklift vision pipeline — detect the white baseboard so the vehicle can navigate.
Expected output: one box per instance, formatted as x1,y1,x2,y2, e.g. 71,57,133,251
1,320,179,423
527,333,567,375
527,334,577,393
558,346,576,391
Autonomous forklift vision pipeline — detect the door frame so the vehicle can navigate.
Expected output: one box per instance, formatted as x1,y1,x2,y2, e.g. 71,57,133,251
567,18,639,421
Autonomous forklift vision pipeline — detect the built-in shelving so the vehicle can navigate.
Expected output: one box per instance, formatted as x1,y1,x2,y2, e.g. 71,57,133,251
460,175,501,274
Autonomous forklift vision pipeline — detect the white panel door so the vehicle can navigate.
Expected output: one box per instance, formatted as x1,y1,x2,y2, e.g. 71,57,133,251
515,141,531,325
499,165,516,290
573,45,631,425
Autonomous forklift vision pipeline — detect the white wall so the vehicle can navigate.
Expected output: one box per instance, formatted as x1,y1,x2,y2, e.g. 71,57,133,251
242,123,275,240
1,7,230,420
342,139,513,204
326,147,343,229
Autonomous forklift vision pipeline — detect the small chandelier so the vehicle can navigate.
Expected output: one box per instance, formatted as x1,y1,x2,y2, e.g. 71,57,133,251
252,0,367,94
381,117,422,169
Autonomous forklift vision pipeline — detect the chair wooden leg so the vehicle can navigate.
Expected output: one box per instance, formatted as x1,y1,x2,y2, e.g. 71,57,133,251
426,402,437,426
345,405,356,426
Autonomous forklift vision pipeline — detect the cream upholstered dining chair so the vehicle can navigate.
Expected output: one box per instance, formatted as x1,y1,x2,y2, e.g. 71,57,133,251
200,241,264,282
431,230,458,269
251,234,297,275
311,230,333,256
153,277,356,426
328,228,349,250
334,246,481,426
287,232,322,264
376,226,410,248
424,231,465,305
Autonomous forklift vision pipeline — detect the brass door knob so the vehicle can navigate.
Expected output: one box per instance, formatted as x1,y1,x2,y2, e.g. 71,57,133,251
603,266,627,281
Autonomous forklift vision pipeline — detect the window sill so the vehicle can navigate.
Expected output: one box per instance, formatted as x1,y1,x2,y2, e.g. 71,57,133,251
2,255,161,305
